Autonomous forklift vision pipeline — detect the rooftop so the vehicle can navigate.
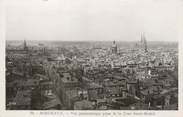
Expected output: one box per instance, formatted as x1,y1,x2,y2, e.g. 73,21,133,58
13,90,31,106
74,100,93,110
65,89,79,99
61,73,78,83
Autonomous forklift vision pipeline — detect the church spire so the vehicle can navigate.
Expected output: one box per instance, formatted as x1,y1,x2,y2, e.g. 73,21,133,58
141,33,148,53
24,40,27,50
23,39,28,51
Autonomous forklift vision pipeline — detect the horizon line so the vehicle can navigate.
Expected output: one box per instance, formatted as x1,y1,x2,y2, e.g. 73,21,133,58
5,39,178,43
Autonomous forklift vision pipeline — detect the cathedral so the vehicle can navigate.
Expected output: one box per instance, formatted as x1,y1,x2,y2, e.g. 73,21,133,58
135,33,148,53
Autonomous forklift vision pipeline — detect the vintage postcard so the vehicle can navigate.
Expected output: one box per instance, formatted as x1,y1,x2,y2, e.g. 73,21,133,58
0,0,183,117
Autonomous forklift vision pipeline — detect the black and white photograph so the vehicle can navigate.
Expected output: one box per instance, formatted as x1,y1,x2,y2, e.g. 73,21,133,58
2,0,183,115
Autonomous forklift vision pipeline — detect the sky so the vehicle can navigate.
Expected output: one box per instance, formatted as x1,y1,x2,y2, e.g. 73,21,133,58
5,0,183,41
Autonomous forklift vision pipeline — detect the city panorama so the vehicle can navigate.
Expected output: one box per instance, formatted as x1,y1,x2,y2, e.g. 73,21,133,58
6,37,178,110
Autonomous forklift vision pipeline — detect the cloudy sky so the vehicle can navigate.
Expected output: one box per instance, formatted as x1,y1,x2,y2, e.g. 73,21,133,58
5,0,183,41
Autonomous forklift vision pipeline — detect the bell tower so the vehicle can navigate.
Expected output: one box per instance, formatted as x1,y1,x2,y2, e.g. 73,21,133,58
111,40,117,54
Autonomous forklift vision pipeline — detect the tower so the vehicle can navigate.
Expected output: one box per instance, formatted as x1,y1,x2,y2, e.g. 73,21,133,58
111,40,117,54
141,33,148,53
141,33,149,78
23,40,28,51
